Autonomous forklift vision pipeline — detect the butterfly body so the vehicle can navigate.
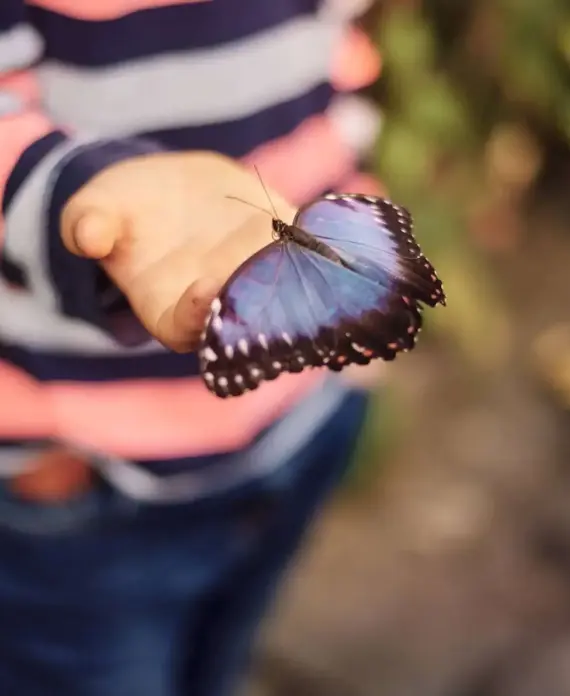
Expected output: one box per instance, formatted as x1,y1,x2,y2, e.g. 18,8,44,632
272,218,348,267
199,193,446,398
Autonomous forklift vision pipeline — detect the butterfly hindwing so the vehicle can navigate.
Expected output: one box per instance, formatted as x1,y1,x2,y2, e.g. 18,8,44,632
294,194,445,308
199,241,422,398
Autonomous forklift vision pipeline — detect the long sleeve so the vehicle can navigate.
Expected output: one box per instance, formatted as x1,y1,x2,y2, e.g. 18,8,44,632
0,1,162,332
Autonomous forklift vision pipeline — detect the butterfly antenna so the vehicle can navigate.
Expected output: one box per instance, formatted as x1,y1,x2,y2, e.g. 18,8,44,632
225,196,273,217
253,165,280,220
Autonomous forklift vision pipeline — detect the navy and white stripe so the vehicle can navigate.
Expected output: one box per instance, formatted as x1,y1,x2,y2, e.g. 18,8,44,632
28,0,322,65
36,14,342,134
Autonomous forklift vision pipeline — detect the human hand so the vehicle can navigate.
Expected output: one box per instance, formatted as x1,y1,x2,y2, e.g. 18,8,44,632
61,151,295,352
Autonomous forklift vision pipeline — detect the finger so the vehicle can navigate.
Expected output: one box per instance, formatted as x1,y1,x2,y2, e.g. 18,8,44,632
156,276,223,353
68,211,124,259
185,276,223,315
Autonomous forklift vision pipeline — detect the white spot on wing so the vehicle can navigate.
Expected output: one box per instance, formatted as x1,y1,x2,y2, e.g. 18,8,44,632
202,347,218,362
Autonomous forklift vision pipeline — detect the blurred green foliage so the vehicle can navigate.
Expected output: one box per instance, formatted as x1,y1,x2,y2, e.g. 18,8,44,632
370,0,570,370
344,0,570,486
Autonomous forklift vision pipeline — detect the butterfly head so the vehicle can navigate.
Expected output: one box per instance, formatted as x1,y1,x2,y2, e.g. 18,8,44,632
271,218,289,241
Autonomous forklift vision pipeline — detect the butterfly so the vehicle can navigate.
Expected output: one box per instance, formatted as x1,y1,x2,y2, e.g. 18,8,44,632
198,190,446,398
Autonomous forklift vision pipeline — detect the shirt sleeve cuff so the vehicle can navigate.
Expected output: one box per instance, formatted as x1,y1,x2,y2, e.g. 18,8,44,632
46,137,164,343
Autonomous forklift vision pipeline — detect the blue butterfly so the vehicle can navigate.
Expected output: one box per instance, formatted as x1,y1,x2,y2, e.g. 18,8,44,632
199,192,446,398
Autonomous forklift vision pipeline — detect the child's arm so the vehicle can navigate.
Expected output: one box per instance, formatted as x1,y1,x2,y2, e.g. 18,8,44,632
1,3,293,352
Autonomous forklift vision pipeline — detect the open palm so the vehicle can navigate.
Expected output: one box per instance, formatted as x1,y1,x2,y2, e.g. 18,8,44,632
61,152,295,352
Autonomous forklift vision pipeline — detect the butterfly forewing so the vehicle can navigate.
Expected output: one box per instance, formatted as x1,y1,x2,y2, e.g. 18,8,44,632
199,240,422,398
200,243,319,398
294,194,445,308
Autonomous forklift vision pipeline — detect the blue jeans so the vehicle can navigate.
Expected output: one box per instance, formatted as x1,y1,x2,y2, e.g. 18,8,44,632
0,390,369,696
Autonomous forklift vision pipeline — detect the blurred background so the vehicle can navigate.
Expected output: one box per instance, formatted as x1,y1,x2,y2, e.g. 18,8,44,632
247,1,570,694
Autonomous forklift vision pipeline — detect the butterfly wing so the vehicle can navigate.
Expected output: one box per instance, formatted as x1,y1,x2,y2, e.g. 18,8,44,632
199,240,422,397
294,193,446,308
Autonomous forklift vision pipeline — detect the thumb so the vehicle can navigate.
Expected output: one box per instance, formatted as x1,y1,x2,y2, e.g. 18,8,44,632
65,209,124,260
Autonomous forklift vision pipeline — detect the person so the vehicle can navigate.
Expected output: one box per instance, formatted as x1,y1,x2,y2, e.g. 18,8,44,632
0,1,383,694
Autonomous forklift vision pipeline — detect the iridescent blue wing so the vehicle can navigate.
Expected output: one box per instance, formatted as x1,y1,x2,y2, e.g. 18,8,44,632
294,193,446,308
199,241,421,398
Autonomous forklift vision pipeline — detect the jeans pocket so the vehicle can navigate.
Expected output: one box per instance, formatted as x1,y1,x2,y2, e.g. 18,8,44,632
0,473,136,536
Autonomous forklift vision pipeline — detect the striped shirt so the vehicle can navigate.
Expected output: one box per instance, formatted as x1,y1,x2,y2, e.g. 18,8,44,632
0,0,381,499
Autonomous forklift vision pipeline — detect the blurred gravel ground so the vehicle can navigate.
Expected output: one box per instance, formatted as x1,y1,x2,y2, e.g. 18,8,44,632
243,211,570,696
